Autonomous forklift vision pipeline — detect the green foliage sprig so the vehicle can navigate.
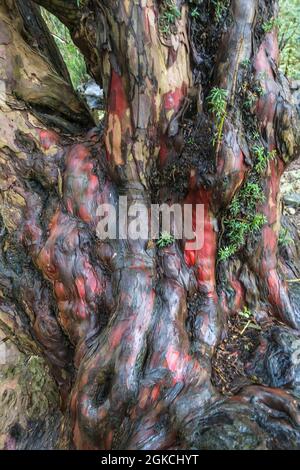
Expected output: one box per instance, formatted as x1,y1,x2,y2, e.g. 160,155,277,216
262,18,280,33
207,87,228,146
212,0,229,22
253,145,277,174
157,231,175,248
159,0,181,35
218,176,267,261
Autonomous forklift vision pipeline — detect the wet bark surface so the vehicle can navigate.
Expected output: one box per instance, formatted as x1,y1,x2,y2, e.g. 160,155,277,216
0,0,300,449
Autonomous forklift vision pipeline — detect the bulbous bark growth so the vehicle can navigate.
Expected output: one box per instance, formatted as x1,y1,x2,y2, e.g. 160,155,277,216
0,0,300,450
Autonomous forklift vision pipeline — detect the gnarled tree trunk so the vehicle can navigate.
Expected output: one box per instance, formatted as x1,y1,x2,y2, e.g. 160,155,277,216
0,0,300,450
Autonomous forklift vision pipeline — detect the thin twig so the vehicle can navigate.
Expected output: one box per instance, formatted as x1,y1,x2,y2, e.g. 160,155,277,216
240,320,251,335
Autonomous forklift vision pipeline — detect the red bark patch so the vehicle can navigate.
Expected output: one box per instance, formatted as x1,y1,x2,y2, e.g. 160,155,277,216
64,144,101,224
184,186,216,295
230,278,245,312
38,129,59,150
108,70,129,118
159,135,169,166
163,86,185,112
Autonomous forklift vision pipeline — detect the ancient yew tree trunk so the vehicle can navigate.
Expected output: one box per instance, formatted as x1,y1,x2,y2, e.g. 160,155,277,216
0,0,300,450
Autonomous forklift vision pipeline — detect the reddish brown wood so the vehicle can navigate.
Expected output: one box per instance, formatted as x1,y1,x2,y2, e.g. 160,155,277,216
0,0,300,450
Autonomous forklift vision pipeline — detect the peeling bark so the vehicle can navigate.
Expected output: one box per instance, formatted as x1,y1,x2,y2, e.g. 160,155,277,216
1,0,300,450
